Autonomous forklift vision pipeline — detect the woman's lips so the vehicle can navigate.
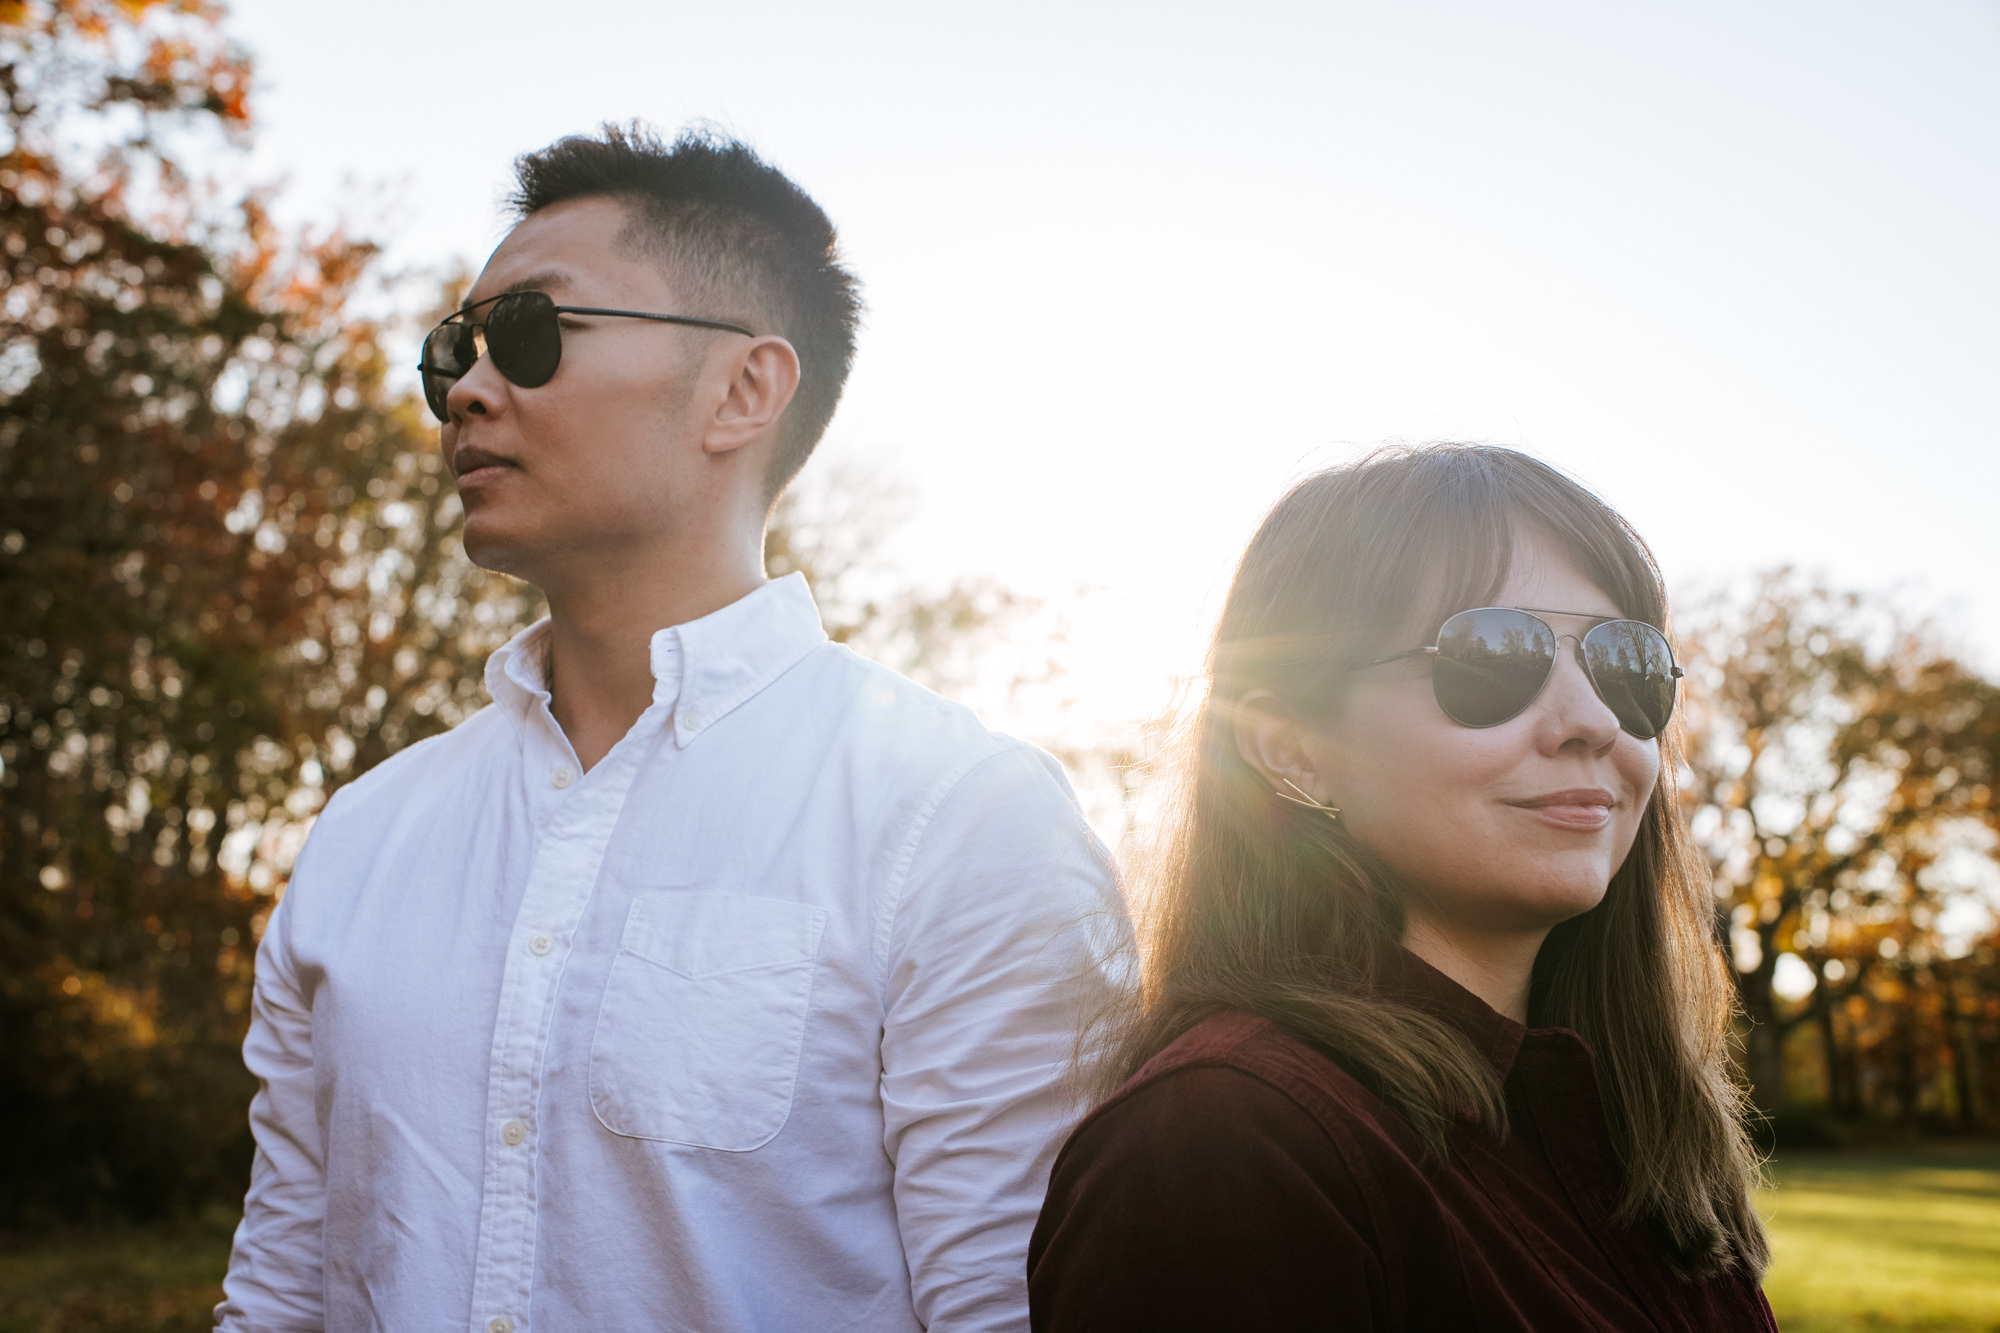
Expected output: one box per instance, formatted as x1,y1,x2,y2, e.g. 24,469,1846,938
1509,789,1615,830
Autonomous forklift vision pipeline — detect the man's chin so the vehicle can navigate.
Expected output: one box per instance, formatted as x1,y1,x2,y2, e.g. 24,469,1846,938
459,522,540,583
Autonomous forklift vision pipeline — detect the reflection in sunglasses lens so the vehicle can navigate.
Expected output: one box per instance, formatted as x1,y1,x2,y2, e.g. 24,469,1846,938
1432,608,1558,728
421,322,472,420
1421,608,1679,736
1582,622,1676,739
419,292,564,421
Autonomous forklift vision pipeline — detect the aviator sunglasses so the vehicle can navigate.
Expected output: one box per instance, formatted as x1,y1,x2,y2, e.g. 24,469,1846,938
418,290,755,422
1358,606,1683,740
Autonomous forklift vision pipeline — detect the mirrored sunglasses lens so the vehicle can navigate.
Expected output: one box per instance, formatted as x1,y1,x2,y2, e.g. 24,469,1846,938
1432,608,1558,727
420,322,476,421
484,291,562,388
422,370,449,422
1581,621,1677,739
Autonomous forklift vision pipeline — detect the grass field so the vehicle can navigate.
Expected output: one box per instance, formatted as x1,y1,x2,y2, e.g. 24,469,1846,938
0,1210,233,1333
1757,1144,2000,1333
1,1147,1995,1330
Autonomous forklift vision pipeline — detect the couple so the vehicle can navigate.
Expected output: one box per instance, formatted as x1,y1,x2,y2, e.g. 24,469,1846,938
218,126,1777,1332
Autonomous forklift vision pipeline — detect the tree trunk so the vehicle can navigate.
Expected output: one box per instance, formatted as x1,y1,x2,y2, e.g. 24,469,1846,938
1938,971,1983,1129
1817,997,1852,1116
1745,1019,1786,1116
1893,997,1923,1122
1737,932,1786,1114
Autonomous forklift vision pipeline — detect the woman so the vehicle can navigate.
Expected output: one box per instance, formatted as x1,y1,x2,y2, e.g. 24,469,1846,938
1029,445,1776,1331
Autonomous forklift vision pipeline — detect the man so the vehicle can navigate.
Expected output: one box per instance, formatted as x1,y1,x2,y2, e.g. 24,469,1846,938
218,124,1123,1333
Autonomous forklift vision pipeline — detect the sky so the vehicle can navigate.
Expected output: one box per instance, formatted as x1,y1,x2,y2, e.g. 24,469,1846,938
225,0,2000,734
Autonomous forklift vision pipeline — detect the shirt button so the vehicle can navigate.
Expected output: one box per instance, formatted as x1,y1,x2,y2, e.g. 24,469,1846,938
551,765,575,789
682,708,704,729
501,1119,528,1147
488,1319,513,1333
528,933,553,956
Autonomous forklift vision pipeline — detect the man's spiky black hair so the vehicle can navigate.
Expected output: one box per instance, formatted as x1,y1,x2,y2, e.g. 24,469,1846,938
509,123,862,498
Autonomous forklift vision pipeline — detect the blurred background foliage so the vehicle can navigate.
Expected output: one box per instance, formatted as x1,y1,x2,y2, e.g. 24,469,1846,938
2,0,1998,1286
1,0,540,1225
1680,573,2000,1138
0,0,1060,1230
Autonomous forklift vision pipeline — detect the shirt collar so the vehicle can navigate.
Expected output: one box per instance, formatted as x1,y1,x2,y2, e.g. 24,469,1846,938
1375,945,1531,1083
660,573,826,747
481,573,827,747
485,618,556,728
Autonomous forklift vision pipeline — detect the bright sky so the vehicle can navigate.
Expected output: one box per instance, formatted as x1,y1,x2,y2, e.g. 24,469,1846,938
227,0,2000,739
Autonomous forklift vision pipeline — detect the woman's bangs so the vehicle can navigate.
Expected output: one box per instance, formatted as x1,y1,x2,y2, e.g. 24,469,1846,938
1405,461,1668,639
1396,506,1523,651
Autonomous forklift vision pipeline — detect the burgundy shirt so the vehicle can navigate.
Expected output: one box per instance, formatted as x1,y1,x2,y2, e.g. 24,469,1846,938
1028,952,1778,1331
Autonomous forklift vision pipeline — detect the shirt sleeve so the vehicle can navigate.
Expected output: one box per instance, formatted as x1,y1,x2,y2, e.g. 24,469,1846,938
1028,1063,1388,1333
214,881,328,1331
878,743,1130,1333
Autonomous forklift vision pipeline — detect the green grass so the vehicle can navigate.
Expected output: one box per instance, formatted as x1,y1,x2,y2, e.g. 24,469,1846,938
1758,1144,2000,1333
0,1213,233,1333
1,1149,1995,1331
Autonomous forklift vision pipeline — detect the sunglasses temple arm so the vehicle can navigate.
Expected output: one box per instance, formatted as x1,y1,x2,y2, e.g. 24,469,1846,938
1354,646,1439,670
552,307,756,338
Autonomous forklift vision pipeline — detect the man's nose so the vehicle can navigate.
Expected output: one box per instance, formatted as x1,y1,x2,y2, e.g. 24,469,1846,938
446,353,505,420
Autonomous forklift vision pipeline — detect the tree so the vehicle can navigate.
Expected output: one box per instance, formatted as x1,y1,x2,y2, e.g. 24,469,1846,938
1,1,1061,1224
766,456,1146,841
764,455,1037,699
0,0,530,1222
1678,572,2000,1122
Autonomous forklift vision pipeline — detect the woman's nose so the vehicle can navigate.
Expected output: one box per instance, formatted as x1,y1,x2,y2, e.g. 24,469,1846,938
1538,635,1622,750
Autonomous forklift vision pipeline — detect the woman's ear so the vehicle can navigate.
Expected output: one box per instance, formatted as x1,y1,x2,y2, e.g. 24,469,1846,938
1233,690,1336,806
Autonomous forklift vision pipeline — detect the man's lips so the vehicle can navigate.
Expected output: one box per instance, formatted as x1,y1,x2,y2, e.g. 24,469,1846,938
1508,788,1616,828
452,445,517,484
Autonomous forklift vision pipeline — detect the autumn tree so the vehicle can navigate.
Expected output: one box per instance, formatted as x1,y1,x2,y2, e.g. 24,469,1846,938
764,456,1038,698
0,0,532,1222
1,1,1069,1226
1678,572,2000,1123
762,456,1160,842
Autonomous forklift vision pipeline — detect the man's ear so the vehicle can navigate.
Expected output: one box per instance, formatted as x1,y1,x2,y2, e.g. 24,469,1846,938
1233,690,1336,806
703,335,802,456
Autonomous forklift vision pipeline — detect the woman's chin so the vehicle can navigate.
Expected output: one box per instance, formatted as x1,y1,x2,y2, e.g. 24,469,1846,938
1533,879,1615,929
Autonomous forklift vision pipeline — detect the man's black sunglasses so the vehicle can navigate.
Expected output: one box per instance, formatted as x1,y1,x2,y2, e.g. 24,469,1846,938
1358,606,1684,739
418,290,755,422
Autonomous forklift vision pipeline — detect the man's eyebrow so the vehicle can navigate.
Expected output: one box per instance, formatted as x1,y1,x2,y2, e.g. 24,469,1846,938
458,269,572,314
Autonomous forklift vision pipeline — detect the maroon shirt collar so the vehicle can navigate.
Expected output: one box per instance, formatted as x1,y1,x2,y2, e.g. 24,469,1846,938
1373,946,1531,1083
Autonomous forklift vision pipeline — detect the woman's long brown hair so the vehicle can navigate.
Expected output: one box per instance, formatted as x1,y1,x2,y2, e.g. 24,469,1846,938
1096,443,1769,1277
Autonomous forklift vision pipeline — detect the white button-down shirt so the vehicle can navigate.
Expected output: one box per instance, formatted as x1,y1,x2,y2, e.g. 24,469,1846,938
217,575,1125,1333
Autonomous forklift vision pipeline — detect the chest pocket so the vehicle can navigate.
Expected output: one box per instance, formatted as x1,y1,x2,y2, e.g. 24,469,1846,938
589,892,828,1151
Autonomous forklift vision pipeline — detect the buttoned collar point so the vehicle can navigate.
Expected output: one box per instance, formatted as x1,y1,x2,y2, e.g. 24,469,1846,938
664,573,827,747
478,574,829,746
484,619,556,733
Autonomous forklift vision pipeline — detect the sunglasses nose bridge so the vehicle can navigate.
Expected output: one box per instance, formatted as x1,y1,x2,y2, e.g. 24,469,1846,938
423,292,531,422
1536,631,1584,674
1542,633,1624,725
437,327,513,422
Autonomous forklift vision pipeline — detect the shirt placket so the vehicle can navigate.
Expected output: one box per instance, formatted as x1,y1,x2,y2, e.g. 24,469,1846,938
465,713,665,1333
1521,1037,1685,1333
